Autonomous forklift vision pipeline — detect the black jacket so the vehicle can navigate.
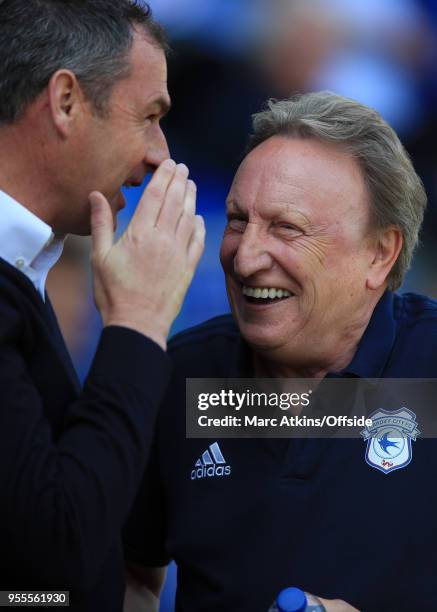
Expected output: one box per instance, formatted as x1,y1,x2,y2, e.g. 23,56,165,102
0,257,171,610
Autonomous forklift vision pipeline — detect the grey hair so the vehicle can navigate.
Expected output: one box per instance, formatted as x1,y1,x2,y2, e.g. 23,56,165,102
248,91,427,291
0,0,168,123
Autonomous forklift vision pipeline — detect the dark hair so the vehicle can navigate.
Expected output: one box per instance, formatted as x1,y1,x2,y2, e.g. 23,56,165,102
0,0,168,123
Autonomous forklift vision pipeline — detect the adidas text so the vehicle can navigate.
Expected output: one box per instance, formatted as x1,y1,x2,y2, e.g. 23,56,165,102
191,464,231,480
191,442,231,480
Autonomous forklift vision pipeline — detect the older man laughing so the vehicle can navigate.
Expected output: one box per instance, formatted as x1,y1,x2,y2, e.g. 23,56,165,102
124,92,436,612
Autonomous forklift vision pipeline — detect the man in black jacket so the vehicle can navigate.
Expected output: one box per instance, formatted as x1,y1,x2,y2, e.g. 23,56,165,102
0,1,204,609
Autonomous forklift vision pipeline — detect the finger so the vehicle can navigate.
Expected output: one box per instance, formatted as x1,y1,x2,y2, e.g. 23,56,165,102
130,158,177,230
184,179,197,217
318,597,360,612
89,191,114,262
176,180,197,246
186,215,205,271
156,163,189,232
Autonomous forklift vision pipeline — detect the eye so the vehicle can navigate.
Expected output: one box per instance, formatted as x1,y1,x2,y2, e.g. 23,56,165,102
226,214,247,232
144,114,158,126
276,222,303,237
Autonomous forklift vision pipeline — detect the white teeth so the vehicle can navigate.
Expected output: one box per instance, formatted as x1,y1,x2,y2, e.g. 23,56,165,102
242,286,292,299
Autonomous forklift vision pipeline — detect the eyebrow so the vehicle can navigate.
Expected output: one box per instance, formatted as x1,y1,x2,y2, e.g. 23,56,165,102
225,199,243,212
153,96,172,117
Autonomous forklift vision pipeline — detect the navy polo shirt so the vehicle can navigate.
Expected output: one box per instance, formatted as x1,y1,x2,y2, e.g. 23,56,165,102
124,292,437,612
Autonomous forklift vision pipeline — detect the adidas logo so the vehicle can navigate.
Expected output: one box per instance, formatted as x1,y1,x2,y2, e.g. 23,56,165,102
190,442,231,480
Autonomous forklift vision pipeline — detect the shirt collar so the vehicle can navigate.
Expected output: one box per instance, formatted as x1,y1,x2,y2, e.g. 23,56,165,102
0,188,64,299
339,291,396,378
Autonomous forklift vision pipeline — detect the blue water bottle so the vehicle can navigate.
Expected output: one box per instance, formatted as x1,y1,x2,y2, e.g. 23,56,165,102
268,587,326,611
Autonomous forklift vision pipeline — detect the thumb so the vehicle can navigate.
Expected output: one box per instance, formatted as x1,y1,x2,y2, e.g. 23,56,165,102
89,191,114,262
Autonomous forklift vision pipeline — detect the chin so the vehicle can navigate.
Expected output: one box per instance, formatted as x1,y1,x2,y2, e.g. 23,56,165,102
238,321,287,352
72,221,92,237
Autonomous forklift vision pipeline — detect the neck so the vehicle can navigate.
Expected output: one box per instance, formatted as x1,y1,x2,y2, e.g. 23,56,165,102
0,118,59,227
253,355,330,379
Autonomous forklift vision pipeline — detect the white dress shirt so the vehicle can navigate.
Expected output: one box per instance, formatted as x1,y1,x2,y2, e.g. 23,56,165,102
0,189,64,300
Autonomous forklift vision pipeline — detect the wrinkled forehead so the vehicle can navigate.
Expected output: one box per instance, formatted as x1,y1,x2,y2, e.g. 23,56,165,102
227,136,370,222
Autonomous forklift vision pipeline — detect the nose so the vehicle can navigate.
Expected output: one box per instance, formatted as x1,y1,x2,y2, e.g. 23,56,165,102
144,123,170,170
233,222,273,279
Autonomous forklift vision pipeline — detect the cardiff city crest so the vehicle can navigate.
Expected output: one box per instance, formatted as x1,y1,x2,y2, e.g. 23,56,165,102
361,408,420,475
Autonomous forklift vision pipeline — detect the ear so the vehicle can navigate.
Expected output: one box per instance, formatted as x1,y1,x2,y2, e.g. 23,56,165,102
47,69,86,137
366,227,403,290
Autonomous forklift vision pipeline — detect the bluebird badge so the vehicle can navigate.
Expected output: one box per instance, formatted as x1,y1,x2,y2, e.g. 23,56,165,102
361,408,420,475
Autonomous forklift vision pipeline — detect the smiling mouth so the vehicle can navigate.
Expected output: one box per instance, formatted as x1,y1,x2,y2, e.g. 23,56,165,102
122,179,143,189
241,285,294,305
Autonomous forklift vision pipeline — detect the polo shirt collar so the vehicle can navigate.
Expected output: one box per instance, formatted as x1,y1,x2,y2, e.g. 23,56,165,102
339,291,396,378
